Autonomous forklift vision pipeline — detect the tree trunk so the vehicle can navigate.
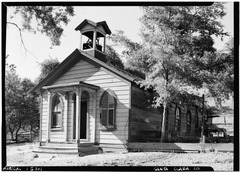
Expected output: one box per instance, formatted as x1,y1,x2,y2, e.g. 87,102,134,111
15,122,22,143
160,101,167,143
8,126,14,141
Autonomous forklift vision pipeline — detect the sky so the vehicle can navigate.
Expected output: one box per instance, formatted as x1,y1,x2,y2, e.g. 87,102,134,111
5,3,234,82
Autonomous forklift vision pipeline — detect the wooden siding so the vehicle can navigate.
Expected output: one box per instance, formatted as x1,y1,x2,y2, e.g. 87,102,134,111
41,90,48,142
164,104,202,141
45,59,131,146
129,84,203,142
130,85,162,142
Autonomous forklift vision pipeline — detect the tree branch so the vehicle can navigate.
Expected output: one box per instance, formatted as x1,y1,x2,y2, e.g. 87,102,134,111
7,21,39,61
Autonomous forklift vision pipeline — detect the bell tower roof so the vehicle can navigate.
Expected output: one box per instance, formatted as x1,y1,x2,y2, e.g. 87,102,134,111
75,19,111,35
75,19,111,62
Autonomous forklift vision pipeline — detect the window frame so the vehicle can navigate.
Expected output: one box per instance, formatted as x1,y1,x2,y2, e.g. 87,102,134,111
195,107,199,128
51,94,63,130
100,90,117,131
174,106,181,133
186,110,191,135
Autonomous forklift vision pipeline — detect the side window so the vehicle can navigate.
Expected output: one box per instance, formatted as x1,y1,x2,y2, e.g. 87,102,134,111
165,108,169,131
186,110,191,135
100,90,116,130
195,107,199,128
174,106,181,133
51,94,63,129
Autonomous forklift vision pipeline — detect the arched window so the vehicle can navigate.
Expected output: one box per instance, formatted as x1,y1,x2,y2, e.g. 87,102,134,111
195,107,199,128
100,90,117,130
174,106,181,132
186,110,191,135
51,94,63,128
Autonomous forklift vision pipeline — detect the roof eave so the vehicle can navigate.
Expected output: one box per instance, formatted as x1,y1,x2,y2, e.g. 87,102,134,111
30,49,80,94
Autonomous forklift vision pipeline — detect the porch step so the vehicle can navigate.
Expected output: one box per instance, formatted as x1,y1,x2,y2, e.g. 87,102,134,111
33,142,100,155
45,142,94,147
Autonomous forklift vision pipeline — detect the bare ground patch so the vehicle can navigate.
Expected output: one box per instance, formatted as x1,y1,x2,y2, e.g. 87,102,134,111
5,143,233,171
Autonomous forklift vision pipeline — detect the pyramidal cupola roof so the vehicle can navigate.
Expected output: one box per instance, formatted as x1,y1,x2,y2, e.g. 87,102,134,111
75,19,111,35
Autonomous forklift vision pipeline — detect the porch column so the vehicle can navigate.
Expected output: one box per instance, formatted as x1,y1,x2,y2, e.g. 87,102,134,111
64,92,69,142
76,88,82,143
92,92,97,143
79,32,82,50
103,36,106,53
46,91,52,143
39,92,43,143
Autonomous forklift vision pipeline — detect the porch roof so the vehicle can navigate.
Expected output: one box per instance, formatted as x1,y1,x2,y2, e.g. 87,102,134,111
42,81,100,90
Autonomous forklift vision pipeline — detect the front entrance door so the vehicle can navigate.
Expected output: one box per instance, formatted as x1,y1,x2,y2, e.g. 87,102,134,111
80,101,87,139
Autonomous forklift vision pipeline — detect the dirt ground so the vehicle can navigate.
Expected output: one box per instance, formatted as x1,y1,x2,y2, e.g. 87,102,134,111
5,143,233,171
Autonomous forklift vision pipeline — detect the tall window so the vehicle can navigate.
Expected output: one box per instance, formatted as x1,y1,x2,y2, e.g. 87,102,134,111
195,107,199,128
51,94,62,129
165,108,169,131
100,90,116,130
186,110,191,135
174,106,181,132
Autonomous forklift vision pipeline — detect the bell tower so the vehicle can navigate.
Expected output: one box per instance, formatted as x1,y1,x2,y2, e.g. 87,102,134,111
75,19,111,62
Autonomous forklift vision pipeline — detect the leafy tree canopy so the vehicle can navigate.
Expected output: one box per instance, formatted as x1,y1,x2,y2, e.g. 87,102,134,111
109,3,230,142
5,66,39,142
8,6,75,46
35,58,60,83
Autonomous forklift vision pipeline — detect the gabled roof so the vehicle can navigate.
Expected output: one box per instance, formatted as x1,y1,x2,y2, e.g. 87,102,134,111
30,49,140,94
75,19,111,35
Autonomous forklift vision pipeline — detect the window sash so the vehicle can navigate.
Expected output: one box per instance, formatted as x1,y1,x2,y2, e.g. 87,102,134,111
101,92,116,129
175,108,180,131
52,111,61,128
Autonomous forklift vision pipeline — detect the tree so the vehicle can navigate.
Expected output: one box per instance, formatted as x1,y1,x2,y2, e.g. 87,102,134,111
35,58,60,83
105,44,125,70
203,38,234,107
110,4,228,142
5,67,21,141
5,63,39,142
7,6,75,49
19,78,40,142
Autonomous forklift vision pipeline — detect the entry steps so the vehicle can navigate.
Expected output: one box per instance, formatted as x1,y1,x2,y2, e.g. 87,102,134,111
33,142,102,155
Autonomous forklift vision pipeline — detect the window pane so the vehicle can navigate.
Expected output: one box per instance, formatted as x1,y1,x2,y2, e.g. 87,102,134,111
109,104,114,108
102,93,108,108
53,98,61,112
101,110,108,126
52,112,61,127
100,90,116,129
108,109,114,125
175,108,180,131
108,94,114,104
56,113,60,126
52,113,57,126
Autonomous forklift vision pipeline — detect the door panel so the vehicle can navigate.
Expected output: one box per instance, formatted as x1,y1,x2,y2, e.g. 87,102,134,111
80,101,87,139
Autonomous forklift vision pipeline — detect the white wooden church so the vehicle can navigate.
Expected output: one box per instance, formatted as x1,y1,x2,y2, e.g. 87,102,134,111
31,19,203,154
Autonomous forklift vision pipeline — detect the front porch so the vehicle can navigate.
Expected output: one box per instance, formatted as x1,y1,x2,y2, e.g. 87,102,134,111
37,81,100,154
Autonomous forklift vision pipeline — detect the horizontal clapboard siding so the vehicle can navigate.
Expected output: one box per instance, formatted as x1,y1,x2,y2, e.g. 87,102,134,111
41,90,48,142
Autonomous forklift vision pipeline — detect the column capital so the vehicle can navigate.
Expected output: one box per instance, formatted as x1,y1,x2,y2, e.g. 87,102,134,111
73,86,83,95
